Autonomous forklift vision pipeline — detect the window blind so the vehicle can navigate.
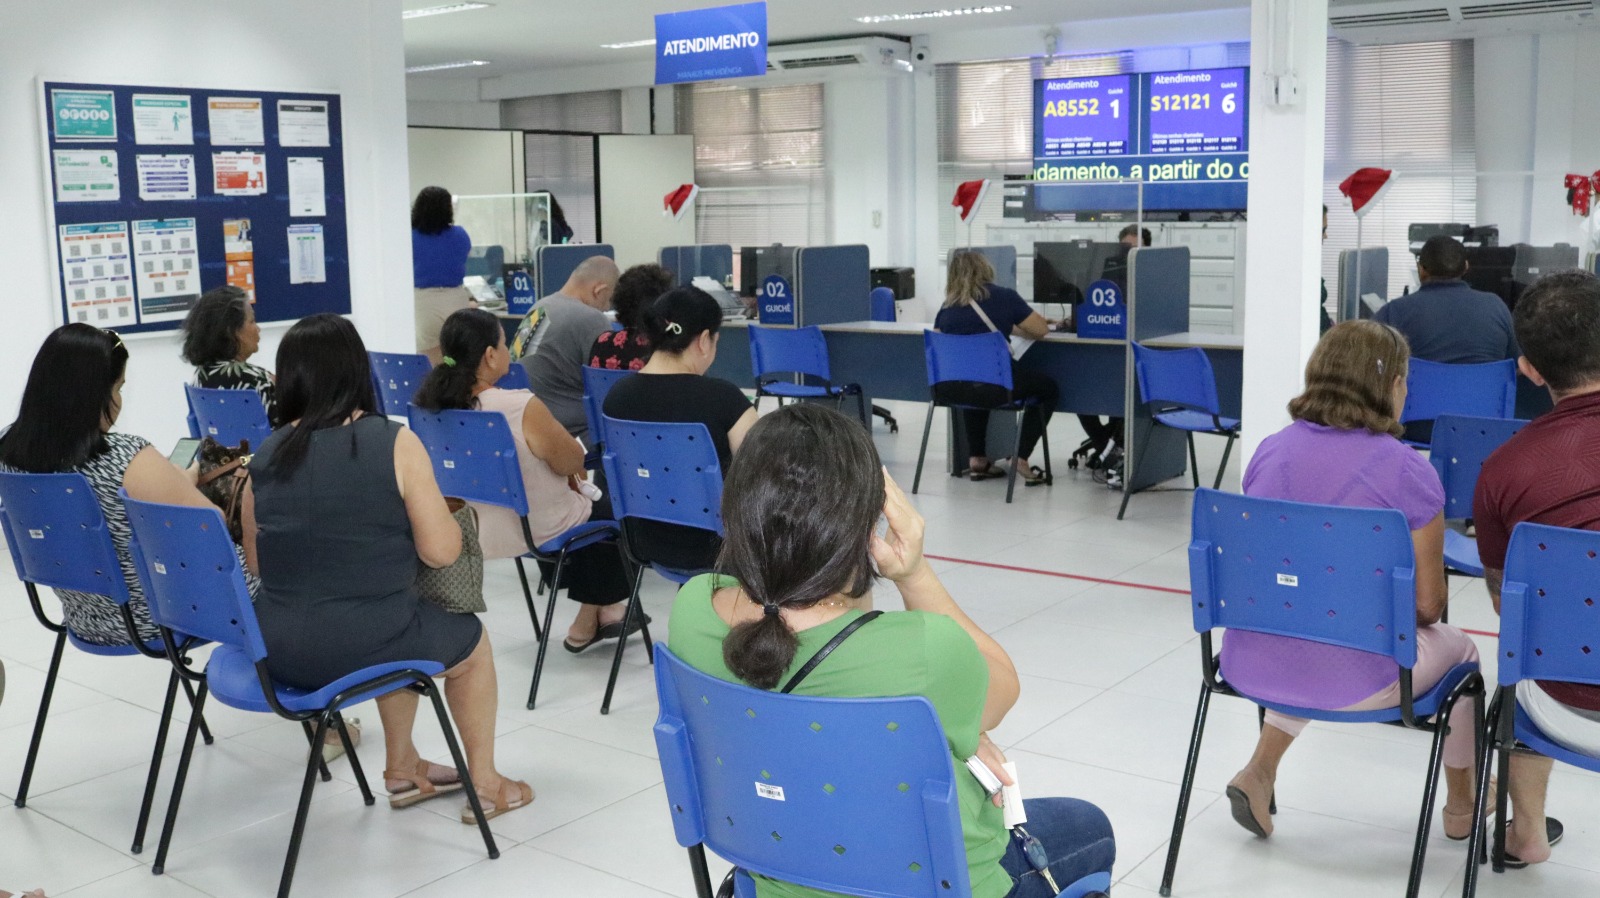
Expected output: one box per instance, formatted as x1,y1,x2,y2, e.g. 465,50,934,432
500,90,622,132
675,82,827,247
499,90,624,247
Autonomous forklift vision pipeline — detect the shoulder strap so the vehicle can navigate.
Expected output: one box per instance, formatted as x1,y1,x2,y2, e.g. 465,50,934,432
780,610,883,694
968,300,1001,335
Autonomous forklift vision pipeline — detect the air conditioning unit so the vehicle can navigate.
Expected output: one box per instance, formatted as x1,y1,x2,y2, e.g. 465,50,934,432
765,37,912,74
1330,0,1597,42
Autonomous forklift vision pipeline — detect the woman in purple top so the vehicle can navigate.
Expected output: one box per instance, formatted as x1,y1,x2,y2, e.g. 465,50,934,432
1222,320,1480,841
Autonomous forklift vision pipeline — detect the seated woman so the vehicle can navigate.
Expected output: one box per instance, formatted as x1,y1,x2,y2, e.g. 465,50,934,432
1221,320,1480,840
934,251,1058,484
0,324,245,646
414,308,640,651
670,404,1115,897
181,285,276,423
602,286,758,571
589,263,672,372
242,314,530,821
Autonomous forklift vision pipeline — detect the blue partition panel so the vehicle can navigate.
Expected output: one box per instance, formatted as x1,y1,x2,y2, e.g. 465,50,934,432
538,244,614,297
1128,247,1191,341
1337,247,1389,321
660,245,733,286
796,245,871,327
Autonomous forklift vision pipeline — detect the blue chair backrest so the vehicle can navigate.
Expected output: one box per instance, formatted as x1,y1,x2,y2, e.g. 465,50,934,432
1498,522,1600,689
870,287,897,322
1400,358,1516,425
369,351,432,417
1428,415,1529,521
496,363,531,391
653,647,970,897
582,366,634,448
1133,343,1222,416
184,385,272,448
0,472,129,604
122,495,267,660
1189,488,1420,668
600,415,723,535
407,407,529,517
922,330,1013,392
749,325,833,383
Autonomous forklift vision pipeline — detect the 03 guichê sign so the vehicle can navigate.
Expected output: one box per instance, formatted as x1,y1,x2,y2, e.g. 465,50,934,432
655,1,767,85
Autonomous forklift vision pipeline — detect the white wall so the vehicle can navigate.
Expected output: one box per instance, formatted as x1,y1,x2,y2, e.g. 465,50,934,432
407,78,501,129
596,134,696,268
824,77,917,267
0,1,413,450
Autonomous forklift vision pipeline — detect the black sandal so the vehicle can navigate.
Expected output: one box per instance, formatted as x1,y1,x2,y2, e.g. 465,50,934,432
1019,464,1052,487
966,465,1007,481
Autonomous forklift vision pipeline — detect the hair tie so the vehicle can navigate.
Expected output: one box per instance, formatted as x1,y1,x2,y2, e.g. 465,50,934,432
762,602,780,617
440,356,456,367
664,321,683,335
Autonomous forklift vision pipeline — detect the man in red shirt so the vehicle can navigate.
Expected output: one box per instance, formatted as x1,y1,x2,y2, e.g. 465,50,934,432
1475,269,1600,867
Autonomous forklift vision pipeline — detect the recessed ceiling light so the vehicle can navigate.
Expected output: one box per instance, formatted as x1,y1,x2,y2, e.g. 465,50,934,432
403,2,492,20
601,38,658,49
405,59,492,73
855,5,1014,24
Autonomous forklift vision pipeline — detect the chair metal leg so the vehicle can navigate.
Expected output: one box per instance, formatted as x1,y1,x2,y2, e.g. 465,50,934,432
178,675,214,746
1159,683,1214,897
1187,433,1200,489
513,557,544,642
276,715,331,898
527,552,567,710
639,612,657,664
423,680,498,859
1462,688,1491,898
1038,406,1053,483
334,711,374,806
1004,409,1024,504
302,721,332,782
15,629,65,808
152,681,209,875
133,669,182,853
1491,706,1513,873
601,565,648,715
912,404,936,495
688,844,717,898
856,391,869,430
1405,691,1462,898
1213,433,1236,491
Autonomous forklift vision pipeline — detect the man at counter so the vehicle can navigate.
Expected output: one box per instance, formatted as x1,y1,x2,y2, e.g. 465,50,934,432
511,255,620,441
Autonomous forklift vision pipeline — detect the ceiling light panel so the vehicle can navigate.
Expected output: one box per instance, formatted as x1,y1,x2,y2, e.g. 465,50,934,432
405,59,492,73
402,3,492,20
601,39,658,49
855,5,1014,24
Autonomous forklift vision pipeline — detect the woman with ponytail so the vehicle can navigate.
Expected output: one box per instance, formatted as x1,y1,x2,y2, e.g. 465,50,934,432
413,308,640,651
667,405,1115,898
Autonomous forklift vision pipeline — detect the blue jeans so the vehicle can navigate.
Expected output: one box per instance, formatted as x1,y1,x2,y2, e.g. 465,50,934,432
1001,797,1116,898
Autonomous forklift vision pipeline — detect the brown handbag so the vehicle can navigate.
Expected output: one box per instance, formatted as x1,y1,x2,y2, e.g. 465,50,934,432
416,497,486,614
195,437,251,543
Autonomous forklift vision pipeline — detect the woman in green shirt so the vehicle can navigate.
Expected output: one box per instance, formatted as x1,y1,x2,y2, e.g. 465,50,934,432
668,405,1114,898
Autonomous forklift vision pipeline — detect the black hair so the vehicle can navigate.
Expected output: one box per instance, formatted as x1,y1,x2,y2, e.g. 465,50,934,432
1118,224,1153,247
547,192,569,229
181,285,251,366
1514,269,1600,392
614,263,675,331
642,285,722,355
413,308,503,411
267,314,380,474
1418,235,1468,279
0,324,128,472
411,186,454,235
718,405,884,690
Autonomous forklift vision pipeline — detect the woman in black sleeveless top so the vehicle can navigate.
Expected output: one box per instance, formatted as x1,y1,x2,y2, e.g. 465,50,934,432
243,314,532,822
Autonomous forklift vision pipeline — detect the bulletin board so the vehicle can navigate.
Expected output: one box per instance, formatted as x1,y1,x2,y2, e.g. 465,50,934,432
39,79,350,335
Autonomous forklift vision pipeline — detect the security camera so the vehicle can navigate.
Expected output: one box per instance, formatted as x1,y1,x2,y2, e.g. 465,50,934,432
915,50,927,61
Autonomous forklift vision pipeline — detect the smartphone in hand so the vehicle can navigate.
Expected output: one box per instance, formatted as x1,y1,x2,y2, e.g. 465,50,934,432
169,437,202,469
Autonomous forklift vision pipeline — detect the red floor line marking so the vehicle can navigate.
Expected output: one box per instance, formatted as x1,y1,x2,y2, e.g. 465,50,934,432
1461,628,1500,638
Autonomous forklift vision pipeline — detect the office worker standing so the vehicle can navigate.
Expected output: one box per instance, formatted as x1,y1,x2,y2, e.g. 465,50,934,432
412,186,474,365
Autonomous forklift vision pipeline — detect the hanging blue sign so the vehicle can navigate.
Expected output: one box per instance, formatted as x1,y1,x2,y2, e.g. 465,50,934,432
655,1,767,86
758,274,794,325
1077,279,1127,339
505,267,536,315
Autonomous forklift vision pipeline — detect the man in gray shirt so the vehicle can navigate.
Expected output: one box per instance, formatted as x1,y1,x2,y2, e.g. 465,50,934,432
511,255,620,440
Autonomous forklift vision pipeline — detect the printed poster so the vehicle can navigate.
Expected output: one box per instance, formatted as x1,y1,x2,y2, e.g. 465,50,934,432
132,218,201,322
53,150,120,203
207,97,264,145
278,99,330,147
50,89,117,141
131,94,193,145
288,224,326,284
224,218,255,302
213,151,266,195
287,157,325,216
135,154,197,201
58,222,135,325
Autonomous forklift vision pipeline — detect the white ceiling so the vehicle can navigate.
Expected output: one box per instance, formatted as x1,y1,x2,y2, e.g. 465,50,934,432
401,0,1247,78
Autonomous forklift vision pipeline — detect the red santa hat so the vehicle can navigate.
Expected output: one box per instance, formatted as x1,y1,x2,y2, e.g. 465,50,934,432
1338,167,1394,218
951,179,991,223
663,183,699,221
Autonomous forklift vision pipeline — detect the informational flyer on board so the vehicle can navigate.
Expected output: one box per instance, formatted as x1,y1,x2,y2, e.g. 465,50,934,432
207,97,264,145
213,151,267,195
58,222,135,326
50,89,117,141
287,157,325,216
53,150,120,203
132,218,201,322
278,99,330,147
135,154,197,201
131,94,193,145
288,224,326,284
224,218,256,302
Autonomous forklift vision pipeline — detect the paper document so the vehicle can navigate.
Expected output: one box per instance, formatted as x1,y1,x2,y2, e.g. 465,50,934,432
50,89,116,141
224,218,255,301
131,94,193,145
1361,292,1385,314
287,157,325,216
213,151,267,195
58,222,135,325
278,99,330,147
132,218,200,322
207,97,264,145
288,224,326,284
135,154,196,201
53,150,120,203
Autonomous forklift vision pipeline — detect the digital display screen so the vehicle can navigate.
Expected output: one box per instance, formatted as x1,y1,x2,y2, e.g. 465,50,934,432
1144,67,1247,155
1033,75,1135,159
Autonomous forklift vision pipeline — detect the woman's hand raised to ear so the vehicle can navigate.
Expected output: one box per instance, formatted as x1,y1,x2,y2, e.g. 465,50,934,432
871,469,929,583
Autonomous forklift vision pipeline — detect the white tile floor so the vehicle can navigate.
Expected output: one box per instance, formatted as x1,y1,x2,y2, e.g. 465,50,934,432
0,401,1593,897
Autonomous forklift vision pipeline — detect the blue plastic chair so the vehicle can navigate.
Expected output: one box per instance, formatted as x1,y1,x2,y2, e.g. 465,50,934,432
1400,359,1517,448
870,286,897,322
407,405,633,711
0,472,211,856
601,415,724,714
496,362,531,391
1465,522,1600,890
184,384,272,449
913,330,1053,505
122,496,498,896
1428,415,1529,578
1160,489,1485,898
748,325,867,428
654,647,1111,898
1124,343,1240,519
582,365,634,467
368,351,432,417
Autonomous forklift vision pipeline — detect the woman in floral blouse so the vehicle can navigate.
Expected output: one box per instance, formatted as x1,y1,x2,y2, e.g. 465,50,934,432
182,285,276,423
587,263,673,371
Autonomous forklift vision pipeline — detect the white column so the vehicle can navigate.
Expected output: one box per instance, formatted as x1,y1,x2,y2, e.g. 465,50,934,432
1239,0,1328,463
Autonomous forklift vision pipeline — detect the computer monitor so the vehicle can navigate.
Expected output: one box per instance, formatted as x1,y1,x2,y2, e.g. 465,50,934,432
1461,245,1518,309
1033,241,1126,307
739,244,788,297
871,267,915,301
